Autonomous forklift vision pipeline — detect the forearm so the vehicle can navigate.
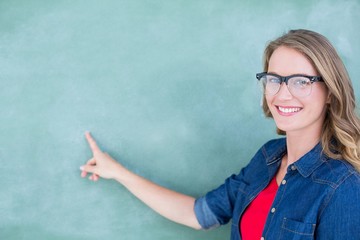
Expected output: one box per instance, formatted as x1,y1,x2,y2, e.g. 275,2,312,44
115,168,201,230
82,132,201,229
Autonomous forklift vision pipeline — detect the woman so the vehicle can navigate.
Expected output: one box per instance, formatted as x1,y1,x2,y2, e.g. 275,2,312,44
80,29,360,239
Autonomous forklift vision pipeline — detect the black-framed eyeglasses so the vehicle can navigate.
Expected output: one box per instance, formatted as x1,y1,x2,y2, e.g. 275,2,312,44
256,72,324,97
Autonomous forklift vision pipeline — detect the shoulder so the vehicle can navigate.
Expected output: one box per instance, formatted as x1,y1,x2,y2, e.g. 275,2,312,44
257,138,286,163
319,160,360,220
314,158,360,222
235,138,286,182
238,138,286,174
317,160,360,236
313,156,360,189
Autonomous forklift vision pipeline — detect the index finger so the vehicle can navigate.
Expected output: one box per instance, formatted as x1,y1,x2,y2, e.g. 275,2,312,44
85,131,102,154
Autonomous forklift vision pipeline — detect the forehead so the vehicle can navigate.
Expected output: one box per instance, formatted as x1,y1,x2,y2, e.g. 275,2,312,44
268,46,318,76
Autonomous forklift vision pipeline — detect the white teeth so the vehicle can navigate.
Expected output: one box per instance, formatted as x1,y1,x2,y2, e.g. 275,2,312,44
278,106,301,113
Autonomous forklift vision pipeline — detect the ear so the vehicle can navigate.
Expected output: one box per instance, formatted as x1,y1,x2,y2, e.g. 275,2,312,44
326,92,331,104
325,88,331,104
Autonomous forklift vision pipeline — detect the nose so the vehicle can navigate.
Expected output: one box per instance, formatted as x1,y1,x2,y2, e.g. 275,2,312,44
276,83,293,99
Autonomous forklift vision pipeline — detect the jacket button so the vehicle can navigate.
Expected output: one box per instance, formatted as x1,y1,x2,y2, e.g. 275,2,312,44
291,165,297,171
271,207,276,213
281,179,287,185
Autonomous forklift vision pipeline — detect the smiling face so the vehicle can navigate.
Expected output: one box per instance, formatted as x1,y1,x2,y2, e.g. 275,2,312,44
265,46,329,137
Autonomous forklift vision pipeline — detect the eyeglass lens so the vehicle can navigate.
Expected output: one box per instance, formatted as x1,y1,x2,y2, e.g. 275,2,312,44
260,75,312,97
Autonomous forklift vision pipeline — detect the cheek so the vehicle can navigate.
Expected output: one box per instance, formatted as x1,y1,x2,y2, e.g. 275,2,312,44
265,95,274,108
311,85,329,108
264,95,277,116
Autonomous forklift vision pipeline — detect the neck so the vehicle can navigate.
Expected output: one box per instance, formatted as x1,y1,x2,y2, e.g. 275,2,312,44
285,131,321,166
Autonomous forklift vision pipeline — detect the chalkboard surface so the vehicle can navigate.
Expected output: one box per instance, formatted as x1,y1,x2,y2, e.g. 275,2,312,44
1,1,359,239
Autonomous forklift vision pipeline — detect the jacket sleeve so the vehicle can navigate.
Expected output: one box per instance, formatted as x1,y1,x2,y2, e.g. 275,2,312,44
194,173,245,229
194,142,271,230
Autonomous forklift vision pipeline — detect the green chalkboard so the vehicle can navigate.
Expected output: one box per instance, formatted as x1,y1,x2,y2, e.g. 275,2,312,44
1,0,359,239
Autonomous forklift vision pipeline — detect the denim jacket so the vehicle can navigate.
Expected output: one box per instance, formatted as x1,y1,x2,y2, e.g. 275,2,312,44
194,138,360,239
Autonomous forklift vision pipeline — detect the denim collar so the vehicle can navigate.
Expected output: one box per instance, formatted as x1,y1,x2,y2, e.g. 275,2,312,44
264,138,326,178
264,138,287,165
294,142,326,178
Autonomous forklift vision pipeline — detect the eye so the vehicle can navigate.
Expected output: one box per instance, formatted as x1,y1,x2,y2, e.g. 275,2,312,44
291,77,310,88
266,76,281,84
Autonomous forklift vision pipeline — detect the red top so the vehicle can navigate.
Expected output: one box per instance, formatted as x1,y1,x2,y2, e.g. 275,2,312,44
240,177,278,240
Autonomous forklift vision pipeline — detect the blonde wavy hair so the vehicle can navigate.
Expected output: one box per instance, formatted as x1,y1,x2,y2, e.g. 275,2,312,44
262,29,360,172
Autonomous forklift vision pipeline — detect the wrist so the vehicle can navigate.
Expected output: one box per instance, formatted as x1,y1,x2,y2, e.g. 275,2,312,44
113,164,131,184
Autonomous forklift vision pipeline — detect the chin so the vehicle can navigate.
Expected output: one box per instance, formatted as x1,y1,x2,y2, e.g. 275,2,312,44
273,122,294,133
